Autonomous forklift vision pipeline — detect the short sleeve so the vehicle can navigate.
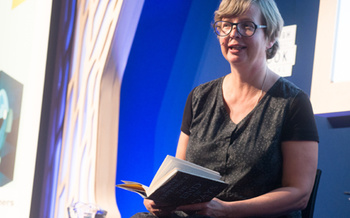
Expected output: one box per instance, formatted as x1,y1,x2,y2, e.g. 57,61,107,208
282,91,319,142
180,89,194,135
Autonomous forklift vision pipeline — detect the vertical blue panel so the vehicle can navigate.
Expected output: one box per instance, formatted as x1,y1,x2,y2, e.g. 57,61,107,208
153,0,221,171
116,0,193,217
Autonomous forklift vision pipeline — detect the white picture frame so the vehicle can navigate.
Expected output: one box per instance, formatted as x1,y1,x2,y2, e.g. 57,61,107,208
310,0,350,116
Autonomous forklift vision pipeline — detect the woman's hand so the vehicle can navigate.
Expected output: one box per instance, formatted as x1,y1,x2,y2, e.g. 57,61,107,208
144,199,177,217
176,198,230,218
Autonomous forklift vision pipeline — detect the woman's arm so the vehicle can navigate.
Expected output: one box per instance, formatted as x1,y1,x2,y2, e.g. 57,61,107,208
176,140,318,217
175,131,189,160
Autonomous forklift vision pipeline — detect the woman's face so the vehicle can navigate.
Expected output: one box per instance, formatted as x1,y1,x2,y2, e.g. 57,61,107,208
219,4,272,68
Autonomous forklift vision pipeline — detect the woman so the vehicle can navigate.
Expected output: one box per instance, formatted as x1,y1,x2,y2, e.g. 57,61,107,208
136,0,319,217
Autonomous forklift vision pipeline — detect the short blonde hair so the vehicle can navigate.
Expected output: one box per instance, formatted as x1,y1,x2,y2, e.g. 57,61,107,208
214,0,284,59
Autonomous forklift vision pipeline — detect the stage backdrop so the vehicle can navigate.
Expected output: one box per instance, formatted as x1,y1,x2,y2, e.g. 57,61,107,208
116,0,350,217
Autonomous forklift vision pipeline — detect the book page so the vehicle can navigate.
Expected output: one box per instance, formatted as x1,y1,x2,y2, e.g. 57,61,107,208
116,181,148,198
149,156,222,190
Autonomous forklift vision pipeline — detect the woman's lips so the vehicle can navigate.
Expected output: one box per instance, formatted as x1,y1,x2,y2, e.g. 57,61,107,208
228,44,246,53
229,44,246,50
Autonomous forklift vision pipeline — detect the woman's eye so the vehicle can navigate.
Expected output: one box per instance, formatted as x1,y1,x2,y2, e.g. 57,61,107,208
222,23,230,28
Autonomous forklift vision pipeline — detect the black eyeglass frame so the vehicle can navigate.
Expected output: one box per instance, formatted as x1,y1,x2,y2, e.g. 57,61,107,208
213,21,267,37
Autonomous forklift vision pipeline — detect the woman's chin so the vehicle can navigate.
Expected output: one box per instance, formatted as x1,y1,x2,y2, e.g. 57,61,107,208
226,56,246,65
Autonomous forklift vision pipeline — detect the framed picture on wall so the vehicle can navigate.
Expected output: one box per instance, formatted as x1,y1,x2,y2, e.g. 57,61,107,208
311,0,350,116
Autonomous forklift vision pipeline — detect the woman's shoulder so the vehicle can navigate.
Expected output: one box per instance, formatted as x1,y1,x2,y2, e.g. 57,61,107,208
192,76,225,97
270,77,306,99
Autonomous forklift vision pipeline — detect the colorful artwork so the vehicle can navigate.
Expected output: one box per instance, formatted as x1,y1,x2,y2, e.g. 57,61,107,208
0,71,23,186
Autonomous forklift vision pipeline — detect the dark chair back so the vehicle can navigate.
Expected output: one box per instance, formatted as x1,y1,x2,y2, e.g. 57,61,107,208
302,169,322,218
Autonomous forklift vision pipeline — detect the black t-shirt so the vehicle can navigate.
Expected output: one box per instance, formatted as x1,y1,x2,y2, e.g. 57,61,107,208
180,76,319,203
182,77,319,142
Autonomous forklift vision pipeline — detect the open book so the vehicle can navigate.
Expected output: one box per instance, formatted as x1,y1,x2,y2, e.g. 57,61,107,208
116,155,228,206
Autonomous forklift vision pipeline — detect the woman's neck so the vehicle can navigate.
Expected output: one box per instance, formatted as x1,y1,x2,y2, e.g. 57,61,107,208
222,66,270,124
226,65,267,95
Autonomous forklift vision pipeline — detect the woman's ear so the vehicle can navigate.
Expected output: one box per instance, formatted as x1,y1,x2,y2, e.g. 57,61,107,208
266,40,275,50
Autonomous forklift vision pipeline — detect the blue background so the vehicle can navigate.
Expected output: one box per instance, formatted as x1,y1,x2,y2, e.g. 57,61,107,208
116,0,350,217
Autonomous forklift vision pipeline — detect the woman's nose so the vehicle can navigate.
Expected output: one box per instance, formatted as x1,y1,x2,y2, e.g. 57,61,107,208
230,26,241,38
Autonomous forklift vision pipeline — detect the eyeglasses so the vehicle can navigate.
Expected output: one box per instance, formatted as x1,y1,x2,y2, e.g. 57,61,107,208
213,21,267,37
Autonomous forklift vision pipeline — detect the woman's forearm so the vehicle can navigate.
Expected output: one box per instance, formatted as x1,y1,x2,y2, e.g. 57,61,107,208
223,186,310,217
